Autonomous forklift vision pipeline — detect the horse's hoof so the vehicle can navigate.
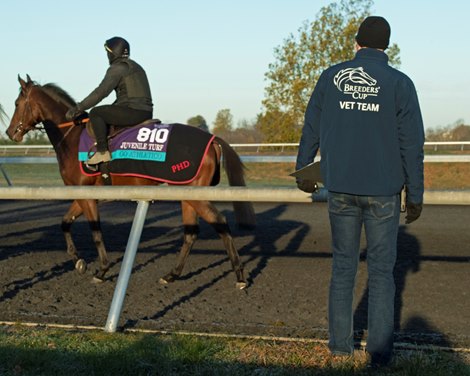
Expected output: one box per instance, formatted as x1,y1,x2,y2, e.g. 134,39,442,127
75,259,87,274
159,273,177,285
236,281,248,290
92,276,105,284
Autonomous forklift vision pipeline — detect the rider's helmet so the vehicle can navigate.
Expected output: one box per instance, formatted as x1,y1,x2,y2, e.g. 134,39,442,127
104,37,130,64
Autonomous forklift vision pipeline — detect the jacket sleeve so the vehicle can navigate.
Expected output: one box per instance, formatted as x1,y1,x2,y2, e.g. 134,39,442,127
78,64,127,110
396,76,425,204
295,72,325,171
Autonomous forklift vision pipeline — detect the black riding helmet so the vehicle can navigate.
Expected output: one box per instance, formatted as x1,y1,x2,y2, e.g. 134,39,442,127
104,37,130,64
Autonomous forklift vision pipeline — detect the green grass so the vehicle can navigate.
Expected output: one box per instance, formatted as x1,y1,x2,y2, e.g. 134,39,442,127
0,325,468,376
0,164,63,186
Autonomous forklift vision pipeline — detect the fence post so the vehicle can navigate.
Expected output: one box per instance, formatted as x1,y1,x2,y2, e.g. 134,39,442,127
104,200,150,332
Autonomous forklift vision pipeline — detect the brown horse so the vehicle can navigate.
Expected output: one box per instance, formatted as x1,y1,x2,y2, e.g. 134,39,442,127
6,75,255,289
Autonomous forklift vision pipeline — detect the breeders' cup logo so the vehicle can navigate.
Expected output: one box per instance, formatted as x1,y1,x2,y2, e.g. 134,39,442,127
333,67,380,99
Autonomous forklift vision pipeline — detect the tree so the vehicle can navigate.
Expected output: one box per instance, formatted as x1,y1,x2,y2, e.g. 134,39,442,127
187,115,209,132
426,120,470,141
261,0,400,142
212,109,234,135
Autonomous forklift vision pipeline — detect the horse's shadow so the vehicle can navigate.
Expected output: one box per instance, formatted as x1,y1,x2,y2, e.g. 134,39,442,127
133,204,312,325
0,261,75,302
2,201,315,326
0,200,183,301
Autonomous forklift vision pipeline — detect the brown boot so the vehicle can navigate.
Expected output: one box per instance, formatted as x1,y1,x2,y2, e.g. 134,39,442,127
87,150,112,165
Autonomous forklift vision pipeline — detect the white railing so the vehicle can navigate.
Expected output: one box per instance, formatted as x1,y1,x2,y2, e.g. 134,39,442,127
424,141,470,151
0,145,55,155
1,150,469,187
1,141,470,154
230,142,470,152
2,155,470,165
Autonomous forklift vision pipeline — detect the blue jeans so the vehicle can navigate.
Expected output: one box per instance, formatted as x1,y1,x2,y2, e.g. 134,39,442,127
327,192,400,364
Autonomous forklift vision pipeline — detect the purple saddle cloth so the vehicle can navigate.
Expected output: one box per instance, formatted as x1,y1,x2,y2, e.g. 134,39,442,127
78,121,215,184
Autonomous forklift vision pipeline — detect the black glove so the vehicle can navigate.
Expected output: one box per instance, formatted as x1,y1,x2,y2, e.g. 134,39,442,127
296,179,318,193
405,202,422,224
65,105,84,121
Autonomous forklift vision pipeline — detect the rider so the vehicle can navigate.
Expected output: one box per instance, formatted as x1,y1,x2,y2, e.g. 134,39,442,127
66,36,153,165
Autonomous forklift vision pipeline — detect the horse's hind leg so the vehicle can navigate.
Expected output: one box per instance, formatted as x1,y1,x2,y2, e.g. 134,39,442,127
78,199,110,282
190,200,247,289
159,201,199,285
62,200,86,274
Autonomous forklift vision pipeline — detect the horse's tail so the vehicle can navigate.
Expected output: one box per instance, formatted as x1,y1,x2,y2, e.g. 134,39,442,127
215,136,256,229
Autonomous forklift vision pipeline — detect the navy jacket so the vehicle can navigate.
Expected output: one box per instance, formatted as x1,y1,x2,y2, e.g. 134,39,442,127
296,48,425,203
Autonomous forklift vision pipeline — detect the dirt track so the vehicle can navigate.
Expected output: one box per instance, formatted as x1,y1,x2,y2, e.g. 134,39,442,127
0,199,469,348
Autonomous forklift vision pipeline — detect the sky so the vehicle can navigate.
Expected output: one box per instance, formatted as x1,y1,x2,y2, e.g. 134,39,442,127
1,0,469,133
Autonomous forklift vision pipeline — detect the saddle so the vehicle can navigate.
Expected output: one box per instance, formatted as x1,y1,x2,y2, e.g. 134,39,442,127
85,118,161,141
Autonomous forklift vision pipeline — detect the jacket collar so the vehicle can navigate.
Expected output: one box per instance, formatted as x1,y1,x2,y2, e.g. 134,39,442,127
354,48,389,64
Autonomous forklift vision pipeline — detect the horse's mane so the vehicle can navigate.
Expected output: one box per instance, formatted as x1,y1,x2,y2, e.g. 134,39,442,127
41,83,77,107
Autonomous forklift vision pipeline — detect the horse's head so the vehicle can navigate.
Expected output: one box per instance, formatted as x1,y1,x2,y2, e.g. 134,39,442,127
6,75,76,142
348,67,377,86
333,67,377,92
6,75,43,142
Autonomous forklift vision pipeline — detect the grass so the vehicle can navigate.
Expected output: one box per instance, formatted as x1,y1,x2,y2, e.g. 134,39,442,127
2,162,470,189
242,162,470,190
0,325,468,376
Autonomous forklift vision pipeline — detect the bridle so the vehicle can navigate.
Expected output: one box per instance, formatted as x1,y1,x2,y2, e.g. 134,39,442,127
13,85,36,137
13,83,89,145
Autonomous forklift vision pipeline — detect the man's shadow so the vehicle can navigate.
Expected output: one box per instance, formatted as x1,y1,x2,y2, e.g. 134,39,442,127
399,315,469,370
353,225,421,343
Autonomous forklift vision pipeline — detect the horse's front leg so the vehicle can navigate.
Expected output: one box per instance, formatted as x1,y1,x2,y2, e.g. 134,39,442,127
159,201,198,284
62,200,86,274
78,199,110,283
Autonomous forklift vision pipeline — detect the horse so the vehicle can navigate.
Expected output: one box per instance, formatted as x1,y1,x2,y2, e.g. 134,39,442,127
6,75,256,289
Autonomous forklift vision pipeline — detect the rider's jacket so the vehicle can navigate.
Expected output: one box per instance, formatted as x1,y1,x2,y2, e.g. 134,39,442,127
79,57,153,112
296,48,424,203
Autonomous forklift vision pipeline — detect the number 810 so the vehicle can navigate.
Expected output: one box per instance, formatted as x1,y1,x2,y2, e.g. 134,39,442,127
136,128,170,143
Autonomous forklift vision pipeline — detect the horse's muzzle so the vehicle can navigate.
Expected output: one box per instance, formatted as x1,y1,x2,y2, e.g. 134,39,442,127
6,123,25,142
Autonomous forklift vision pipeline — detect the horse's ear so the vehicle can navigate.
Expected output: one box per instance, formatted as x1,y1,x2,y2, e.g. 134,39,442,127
26,74,32,83
18,74,27,90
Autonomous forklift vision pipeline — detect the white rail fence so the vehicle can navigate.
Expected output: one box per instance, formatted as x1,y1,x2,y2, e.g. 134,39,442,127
1,154,469,187
231,141,470,152
0,185,469,332
1,141,470,154
1,141,469,186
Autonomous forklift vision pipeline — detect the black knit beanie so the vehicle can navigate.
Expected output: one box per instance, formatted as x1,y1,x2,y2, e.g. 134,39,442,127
355,16,390,50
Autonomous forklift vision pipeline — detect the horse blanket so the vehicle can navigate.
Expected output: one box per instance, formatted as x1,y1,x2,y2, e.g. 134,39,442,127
78,122,215,184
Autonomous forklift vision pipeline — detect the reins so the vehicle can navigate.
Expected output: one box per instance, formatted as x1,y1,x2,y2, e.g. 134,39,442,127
57,117,90,128
55,117,90,148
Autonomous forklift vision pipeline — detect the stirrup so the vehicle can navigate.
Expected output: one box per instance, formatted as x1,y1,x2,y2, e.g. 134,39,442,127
86,150,112,166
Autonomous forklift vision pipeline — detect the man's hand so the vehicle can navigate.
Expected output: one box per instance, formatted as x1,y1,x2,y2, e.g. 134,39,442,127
405,202,422,224
296,179,318,193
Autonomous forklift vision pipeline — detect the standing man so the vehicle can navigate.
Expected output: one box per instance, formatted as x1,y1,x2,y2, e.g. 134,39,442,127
66,36,153,165
295,16,424,368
